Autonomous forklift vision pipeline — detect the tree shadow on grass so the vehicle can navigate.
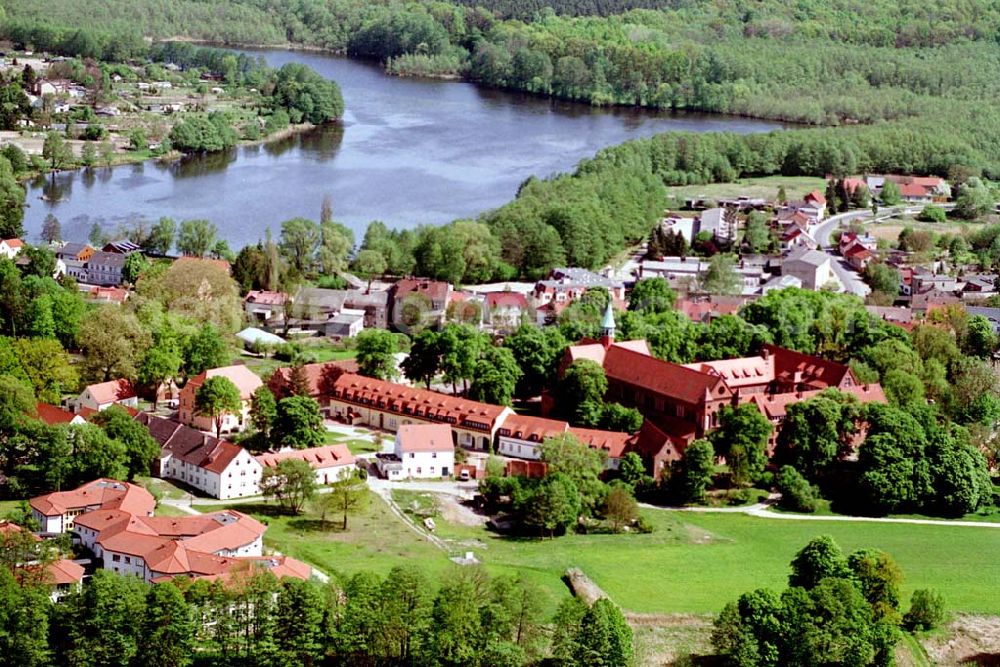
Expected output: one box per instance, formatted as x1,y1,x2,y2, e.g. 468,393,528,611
232,502,294,518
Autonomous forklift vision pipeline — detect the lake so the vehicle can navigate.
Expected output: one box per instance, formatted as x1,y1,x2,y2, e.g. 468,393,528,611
23,49,784,247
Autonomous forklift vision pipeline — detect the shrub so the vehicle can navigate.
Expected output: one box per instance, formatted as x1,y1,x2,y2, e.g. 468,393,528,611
917,205,947,223
776,465,818,513
904,589,945,631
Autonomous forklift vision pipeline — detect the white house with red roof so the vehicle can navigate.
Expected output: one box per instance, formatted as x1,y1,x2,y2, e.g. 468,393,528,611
379,423,455,480
34,402,88,426
136,413,262,500
483,291,529,332
0,238,23,259
73,379,138,413
256,444,356,485
29,478,155,533
494,414,636,470
178,364,263,435
244,290,289,325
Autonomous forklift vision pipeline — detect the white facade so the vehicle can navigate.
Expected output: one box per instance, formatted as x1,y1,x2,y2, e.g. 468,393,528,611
392,433,455,479
496,436,543,461
0,239,23,259
159,448,262,500
75,387,138,413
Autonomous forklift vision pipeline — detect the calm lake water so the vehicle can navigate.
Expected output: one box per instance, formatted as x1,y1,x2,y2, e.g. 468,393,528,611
23,49,784,246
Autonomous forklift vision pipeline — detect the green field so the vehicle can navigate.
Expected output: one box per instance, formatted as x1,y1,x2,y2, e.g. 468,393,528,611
199,494,1000,616
666,176,827,206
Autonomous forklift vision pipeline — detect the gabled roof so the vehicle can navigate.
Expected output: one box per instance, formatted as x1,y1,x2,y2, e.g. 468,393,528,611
603,345,731,405
804,190,826,205
567,427,634,459
749,384,886,420
764,344,853,389
183,365,262,401
256,445,355,470
268,360,358,399
47,558,85,585
485,291,528,309
244,290,288,306
393,278,451,302
496,414,569,442
397,424,454,453
135,413,251,474
82,379,136,405
34,402,82,425
331,374,509,432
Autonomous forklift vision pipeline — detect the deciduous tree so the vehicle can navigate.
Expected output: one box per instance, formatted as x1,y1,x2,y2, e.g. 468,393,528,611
195,376,242,438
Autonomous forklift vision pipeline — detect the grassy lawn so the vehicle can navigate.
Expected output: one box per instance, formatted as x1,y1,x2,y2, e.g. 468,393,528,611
0,499,26,518
666,176,826,205
194,492,448,582
136,476,191,501
154,503,195,517
196,492,1000,617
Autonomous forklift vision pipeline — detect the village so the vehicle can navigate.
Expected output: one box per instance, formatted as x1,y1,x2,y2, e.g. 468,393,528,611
3,165,999,613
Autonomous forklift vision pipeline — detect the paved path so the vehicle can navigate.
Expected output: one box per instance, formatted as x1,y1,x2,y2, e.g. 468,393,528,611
643,494,1000,528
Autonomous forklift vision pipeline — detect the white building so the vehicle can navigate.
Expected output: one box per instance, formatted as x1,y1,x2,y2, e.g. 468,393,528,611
782,247,834,291
73,379,139,413
136,413,263,500
378,424,455,480
29,479,155,534
0,238,23,259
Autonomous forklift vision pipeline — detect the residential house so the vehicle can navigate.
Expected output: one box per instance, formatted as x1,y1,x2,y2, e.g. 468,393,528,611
73,379,138,413
102,240,142,255
838,232,878,255
843,243,874,272
325,309,365,340
243,290,288,325
34,402,88,426
327,373,513,452
484,291,529,332
0,238,23,259
0,522,85,601
30,478,155,533
377,424,455,480
136,413,263,500
291,287,389,332
695,207,738,242
84,251,126,286
55,242,95,281
760,274,803,294
675,295,748,323
391,279,453,331
860,175,951,203
256,445,356,485
178,365,263,435
495,414,637,470
782,246,834,290
865,306,915,331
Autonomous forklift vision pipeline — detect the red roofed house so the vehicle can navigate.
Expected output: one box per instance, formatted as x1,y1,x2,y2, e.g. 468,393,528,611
494,413,641,470
328,373,513,452
391,278,453,331
244,290,289,325
843,243,874,271
35,402,88,426
74,379,138,413
378,423,455,480
256,445,356,484
0,521,85,600
136,413,262,500
0,238,23,259
29,478,155,533
484,291,530,332
179,365,263,435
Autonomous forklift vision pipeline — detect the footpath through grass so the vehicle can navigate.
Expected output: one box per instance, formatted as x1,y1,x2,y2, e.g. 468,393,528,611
199,494,1000,617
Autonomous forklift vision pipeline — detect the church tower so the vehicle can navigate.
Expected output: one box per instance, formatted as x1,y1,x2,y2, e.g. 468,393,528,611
600,300,616,348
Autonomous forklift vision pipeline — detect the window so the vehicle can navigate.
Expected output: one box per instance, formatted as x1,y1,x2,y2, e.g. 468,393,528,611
416,467,422,474
112,554,121,562
409,452,415,459
432,452,437,458
125,556,131,564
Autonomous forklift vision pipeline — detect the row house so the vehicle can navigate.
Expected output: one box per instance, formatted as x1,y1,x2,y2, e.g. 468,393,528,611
328,373,513,452
137,413,262,500
256,445,357,485
495,414,636,470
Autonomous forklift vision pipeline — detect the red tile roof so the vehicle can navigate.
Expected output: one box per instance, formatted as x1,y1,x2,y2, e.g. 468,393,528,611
764,344,854,389
331,374,508,433
82,379,136,405
397,424,454,453
47,559,85,585
30,479,155,517
567,427,634,459
256,444,355,470
485,292,528,310
393,278,450,302
2,238,23,248
244,290,288,306
805,190,826,205
603,345,732,405
183,365,262,401
496,414,568,442
34,402,80,425
749,384,886,420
